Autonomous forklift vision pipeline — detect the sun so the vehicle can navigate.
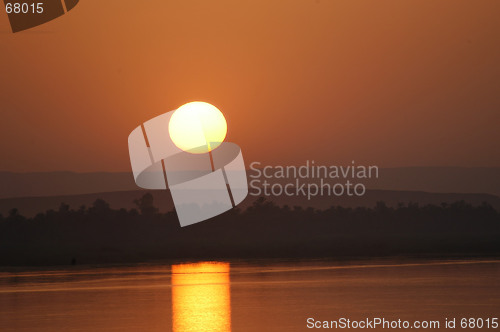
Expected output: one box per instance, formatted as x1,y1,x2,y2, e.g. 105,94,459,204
168,101,228,154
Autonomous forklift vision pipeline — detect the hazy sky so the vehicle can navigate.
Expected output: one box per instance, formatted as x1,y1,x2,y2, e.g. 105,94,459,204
1,0,499,172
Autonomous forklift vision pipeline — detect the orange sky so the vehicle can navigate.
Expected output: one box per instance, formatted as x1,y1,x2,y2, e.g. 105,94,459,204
1,0,499,172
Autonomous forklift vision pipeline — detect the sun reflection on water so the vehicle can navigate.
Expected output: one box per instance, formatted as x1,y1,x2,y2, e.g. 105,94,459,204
172,262,231,332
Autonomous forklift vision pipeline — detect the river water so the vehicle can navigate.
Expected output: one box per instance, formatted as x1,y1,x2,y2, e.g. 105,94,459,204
0,259,498,331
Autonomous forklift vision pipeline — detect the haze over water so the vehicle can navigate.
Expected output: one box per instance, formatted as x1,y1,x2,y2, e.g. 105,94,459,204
0,260,498,331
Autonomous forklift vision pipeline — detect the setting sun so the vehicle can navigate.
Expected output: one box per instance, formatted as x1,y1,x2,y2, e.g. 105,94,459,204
168,101,227,154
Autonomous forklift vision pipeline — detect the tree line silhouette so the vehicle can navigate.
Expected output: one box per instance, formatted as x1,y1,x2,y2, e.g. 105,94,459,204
0,194,499,266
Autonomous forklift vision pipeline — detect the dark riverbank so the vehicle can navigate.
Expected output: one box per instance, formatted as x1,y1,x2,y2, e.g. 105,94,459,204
1,195,499,267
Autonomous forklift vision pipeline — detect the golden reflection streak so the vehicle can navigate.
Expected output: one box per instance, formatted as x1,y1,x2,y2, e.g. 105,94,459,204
172,262,231,332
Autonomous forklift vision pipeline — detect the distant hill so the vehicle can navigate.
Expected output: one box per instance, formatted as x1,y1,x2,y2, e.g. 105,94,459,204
364,167,500,196
0,171,136,199
0,167,499,199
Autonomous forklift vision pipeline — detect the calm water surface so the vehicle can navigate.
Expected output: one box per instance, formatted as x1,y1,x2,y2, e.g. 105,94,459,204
0,259,498,331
